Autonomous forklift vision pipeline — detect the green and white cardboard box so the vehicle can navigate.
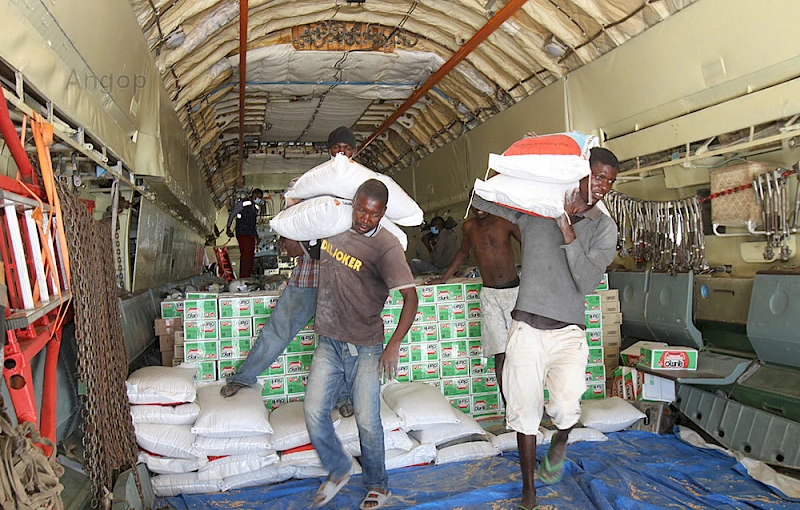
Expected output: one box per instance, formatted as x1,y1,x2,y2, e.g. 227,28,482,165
185,292,218,300
585,364,606,382
395,364,411,383
252,294,280,316
183,299,218,320
467,320,482,338
471,375,498,394
416,285,436,304
218,318,252,339
469,356,495,376
285,332,316,353
218,359,246,378
448,396,473,414
184,340,219,361
160,299,184,319
384,289,406,307
184,320,218,341
471,393,500,415
381,307,403,327
413,305,438,324
397,344,410,364
219,338,252,359
285,353,313,375
581,382,607,401
439,321,468,340
259,376,286,398
408,324,438,343
468,339,484,357
434,283,464,302
587,346,604,365
440,358,470,378
586,329,603,347
436,302,466,322
439,340,468,359
218,296,253,318
640,346,698,371
585,311,602,329
286,374,309,394
259,355,285,377
288,394,305,404
264,395,288,411
195,361,217,382
410,342,439,362
441,377,471,396
464,282,482,302
466,301,482,320
252,316,270,336
411,362,440,381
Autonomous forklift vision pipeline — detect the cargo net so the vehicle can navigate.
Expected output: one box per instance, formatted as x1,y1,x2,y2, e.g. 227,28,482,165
58,186,141,507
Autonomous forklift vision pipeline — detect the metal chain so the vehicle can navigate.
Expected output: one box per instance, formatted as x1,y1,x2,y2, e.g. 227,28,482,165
58,185,143,508
110,179,125,290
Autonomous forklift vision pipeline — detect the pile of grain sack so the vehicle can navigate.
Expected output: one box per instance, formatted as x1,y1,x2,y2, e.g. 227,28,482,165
268,153,423,247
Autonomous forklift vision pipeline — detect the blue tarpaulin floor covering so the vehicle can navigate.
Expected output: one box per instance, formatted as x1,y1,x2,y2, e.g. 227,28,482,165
157,431,800,509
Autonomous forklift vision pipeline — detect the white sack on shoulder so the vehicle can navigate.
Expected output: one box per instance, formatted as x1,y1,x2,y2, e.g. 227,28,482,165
474,175,577,219
192,383,273,438
379,218,408,251
126,364,196,405
284,154,423,226
137,451,208,475
134,423,200,459
130,402,200,426
269,196,352,241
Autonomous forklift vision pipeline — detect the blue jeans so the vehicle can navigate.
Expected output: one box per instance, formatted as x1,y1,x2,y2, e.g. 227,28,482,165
228,285,317,386
304,336,387,491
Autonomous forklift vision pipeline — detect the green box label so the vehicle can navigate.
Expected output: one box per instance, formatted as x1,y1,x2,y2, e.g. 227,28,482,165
581,382,606,401
441,377,471,396
464,283,482,301
470,357,495,376
439,321,468,340
395,364,411,383
194,361,216,382
410,342,439,362
411,362,440,380
414,305,438,324
184,320,218,340
587,346,604,365
408,324,438,343
288,394,305,403
286,374,309,394
218,318,252,339
585,364,606,382
285,353,313,374
397,345,410,364
596,273,609,291
585,294,601,312
381,308,403,326
300,317,315,332
437,302,466,322
586,330,603,347
472,393,500,415
261,377,286,397
468,321,482,338
286,333,316,353
160,300,184,318
218,359,246,378
219,338,251,359
384,289,406,307
416,285,436,304
440,358,470,378
252,295,280,316
264,395,287,410
184,299,218,320
466,301,482,320
449,396,472,414
259,355,285,376
439,340,467,359
471,375,498,395
253,316,269,336
585,311,602,329
468,339,484,358
185,292,217,300
435,283,464,302
642,348,698,370
219,297,253,318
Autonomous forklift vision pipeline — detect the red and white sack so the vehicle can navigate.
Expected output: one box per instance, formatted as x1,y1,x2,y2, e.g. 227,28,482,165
385,439,436,471
151,472,221,497
270,402,341,452
284,154,423,226
197,453,279,481
126,364,197,405
134,423,201,459
130,402,200,426
192,383,273,438
137,451,208,475
487,132,597,182
194,434,275,457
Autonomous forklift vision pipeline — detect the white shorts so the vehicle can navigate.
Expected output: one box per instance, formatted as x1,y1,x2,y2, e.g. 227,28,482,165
479,286,519,358
503,321,588,435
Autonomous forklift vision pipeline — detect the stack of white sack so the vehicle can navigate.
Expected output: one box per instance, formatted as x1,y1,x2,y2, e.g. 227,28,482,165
220,401,361,491
474,131,599,218
271,154,424,248
407,406,499,466
488,426,607,453
126,364,220,497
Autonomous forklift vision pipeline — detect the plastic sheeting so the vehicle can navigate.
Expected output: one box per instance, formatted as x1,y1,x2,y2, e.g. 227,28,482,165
156,430,799,509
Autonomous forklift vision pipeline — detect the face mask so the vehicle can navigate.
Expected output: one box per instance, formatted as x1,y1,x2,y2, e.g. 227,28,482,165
430,227,440,235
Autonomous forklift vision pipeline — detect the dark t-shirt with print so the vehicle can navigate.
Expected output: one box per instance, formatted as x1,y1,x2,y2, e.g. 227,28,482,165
315,228,415,346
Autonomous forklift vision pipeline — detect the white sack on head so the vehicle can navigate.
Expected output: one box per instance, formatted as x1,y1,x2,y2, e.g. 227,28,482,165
284,154,423,226
474,175,577,219
126,364,197,405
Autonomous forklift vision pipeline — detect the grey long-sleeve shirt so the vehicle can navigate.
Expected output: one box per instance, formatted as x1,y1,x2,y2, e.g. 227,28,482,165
471,196,617,326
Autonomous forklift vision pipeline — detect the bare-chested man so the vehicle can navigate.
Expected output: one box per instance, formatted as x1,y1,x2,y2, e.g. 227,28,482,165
428,207,520,398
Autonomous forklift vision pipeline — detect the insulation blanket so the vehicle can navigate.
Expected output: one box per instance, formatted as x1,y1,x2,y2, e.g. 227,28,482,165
157,431,798,509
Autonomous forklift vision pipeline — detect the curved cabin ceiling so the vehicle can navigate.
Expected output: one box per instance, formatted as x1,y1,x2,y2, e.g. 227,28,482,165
127,0,696,203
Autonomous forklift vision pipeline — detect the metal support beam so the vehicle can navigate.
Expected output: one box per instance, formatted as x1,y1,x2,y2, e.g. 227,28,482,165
357,0,531,155
238,0,249,187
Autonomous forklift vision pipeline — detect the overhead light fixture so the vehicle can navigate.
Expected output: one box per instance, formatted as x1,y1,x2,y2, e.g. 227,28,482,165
544,34,568,58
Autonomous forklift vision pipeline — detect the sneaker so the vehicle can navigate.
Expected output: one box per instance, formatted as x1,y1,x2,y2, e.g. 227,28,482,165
339,402,355,418
220,381,249,398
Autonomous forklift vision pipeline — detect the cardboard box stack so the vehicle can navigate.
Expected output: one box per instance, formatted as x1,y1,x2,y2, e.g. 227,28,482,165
611,340,693,402
154,317,182,367
581,273,619,401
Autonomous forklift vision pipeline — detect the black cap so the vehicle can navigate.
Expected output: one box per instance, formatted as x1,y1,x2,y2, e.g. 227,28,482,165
327,126,357,149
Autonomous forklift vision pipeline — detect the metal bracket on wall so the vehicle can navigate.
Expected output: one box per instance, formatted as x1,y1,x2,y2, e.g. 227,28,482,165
676,384,800,469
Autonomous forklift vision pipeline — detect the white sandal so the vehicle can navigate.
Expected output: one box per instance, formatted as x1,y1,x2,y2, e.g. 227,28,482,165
311,474,350,508
359,489,392,510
